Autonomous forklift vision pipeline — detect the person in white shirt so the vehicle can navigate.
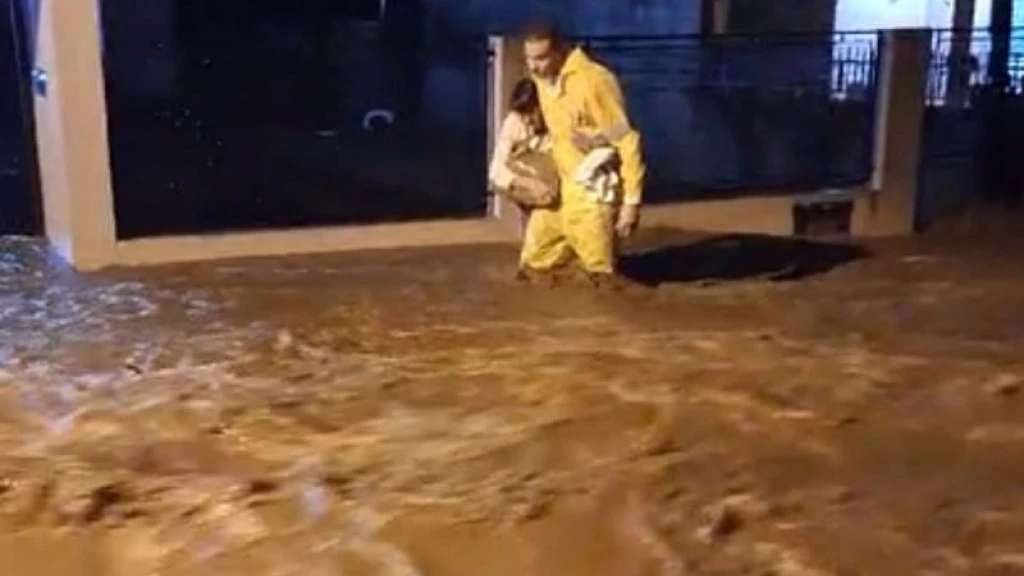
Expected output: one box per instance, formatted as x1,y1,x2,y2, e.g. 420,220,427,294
488,78,556,206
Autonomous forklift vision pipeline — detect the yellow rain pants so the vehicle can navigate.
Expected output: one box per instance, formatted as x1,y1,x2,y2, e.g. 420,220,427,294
520,47,646,275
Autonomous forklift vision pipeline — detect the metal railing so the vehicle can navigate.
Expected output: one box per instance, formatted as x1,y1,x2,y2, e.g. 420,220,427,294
574,31,881,201
578,31,878,96
918,27,1024,223
100,3,491,239
98,14,892,230
926,27,1024,105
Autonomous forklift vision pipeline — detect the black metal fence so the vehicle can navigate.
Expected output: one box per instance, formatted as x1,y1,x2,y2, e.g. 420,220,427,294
101,0,490,239
925,28,1024,105
95,7,886,235
578,31,880,203
918,27,1024,228
0,0,39,235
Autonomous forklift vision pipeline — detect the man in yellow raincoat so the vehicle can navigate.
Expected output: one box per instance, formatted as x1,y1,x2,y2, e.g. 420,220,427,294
518,25,646,282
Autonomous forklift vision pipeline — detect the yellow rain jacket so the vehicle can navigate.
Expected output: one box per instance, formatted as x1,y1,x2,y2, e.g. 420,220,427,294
521,47,645,275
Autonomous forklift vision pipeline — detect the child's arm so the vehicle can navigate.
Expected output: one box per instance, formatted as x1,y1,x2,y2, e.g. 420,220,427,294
488,114,521,191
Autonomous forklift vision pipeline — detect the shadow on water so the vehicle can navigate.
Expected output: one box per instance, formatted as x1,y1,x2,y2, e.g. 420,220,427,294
619,233,871,287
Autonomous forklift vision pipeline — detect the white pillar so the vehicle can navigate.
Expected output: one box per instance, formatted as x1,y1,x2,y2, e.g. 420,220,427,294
487,36,528,238
855,28,932,236
712,0,730,34
32,0,116,270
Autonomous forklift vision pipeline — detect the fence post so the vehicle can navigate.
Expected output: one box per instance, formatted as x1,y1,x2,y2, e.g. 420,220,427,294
487,36,528,238
854,28,932,237
31,0,116,270
946,0,976,108
701,0,730,34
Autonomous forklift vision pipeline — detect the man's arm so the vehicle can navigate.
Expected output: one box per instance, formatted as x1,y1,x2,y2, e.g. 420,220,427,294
587,68,645,206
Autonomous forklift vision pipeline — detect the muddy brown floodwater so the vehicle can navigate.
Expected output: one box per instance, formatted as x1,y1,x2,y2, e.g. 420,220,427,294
2,222,1024,576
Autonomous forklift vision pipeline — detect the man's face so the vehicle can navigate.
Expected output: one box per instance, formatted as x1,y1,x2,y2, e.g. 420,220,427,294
524,38,563,81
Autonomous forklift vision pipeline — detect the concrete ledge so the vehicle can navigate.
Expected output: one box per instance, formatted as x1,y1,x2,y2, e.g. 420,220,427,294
792,187,872,206
108,191,898,269
113,217,514,267
643,190,903,239
642,196,795,236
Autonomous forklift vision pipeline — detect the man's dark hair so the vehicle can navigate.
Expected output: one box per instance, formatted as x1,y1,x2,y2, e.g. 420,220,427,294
520,22,567,50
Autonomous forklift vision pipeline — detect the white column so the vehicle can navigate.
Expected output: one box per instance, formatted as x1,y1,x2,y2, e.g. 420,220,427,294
32,0,116,270
487,36,527,238
855,28,932,236
712,0,730,33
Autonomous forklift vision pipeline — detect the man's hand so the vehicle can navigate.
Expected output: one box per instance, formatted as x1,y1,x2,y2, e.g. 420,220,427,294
615,204,641,238
571,131,607,153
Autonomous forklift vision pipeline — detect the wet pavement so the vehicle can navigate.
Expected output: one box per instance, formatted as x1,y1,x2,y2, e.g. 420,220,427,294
1,227,1024,576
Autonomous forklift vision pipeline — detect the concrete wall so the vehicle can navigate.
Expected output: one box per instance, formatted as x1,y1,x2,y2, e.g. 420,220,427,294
33,6,929,270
